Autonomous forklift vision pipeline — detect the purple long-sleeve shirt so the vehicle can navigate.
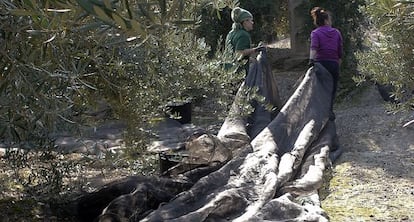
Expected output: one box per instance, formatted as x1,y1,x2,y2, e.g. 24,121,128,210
311,25,343,63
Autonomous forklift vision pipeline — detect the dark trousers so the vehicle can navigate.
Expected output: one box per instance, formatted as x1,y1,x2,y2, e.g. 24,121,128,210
319,61,339,120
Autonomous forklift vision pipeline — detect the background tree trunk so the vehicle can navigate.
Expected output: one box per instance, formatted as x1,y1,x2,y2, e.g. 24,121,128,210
288,0,310,56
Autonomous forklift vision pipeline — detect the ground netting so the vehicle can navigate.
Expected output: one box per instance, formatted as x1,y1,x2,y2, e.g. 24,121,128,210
76,52,341,222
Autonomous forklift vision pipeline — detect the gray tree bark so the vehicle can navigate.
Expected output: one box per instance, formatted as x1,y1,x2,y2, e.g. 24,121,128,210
288,0,310,55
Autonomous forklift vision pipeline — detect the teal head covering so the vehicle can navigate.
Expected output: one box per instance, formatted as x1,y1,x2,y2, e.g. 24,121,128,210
231,7,253,30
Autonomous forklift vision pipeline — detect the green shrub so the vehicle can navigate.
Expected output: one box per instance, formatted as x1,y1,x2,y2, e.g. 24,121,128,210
356,0,414,108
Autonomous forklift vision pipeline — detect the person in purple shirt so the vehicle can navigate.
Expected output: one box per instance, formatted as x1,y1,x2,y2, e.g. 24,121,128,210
309,6,343,120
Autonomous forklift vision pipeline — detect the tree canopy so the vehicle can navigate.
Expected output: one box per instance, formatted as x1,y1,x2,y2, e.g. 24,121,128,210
0,0,243,149
356,0,414,109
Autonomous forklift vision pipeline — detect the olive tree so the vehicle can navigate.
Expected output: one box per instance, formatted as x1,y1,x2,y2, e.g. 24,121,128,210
0,0,240,150
356,0,414,110
0,0,241,208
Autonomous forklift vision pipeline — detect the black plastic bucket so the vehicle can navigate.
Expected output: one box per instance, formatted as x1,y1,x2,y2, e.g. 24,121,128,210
165,101,192,124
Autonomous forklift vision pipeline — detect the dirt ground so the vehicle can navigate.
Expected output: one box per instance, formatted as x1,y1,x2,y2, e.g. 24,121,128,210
322,83,414,222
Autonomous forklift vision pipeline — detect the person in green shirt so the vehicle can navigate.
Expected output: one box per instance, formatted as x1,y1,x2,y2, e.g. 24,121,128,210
225,7,264,76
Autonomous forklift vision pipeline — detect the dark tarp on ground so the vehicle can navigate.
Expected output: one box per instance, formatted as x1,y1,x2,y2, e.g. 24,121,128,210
76,52,342,222
140,61,339,221
245,50,282,139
